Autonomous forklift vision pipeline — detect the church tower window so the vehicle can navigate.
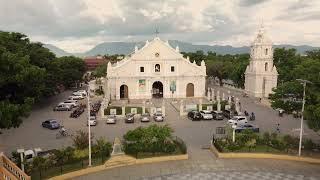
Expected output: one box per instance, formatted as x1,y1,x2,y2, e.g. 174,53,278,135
265,62,268,71
155,64,160,72
171,66,175,72
265,48,268,55
140,67,144,72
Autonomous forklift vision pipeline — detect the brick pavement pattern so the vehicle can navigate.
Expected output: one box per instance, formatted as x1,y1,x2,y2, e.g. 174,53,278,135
141,171,318,180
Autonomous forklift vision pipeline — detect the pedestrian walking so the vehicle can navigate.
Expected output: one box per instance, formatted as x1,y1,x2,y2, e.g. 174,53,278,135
276,123,280,134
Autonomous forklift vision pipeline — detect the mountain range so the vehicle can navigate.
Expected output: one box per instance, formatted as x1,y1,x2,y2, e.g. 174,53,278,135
44,40,319,57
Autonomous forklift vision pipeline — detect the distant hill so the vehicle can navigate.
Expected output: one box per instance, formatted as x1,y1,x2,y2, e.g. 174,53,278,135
43,44,71,57
45,40,319,57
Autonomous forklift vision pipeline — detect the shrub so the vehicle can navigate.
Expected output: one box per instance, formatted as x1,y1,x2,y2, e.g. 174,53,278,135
123,125,183,157
92,137,112,160
72,130,94,150
282,134,299,152
236,129,258,147
303,139,316,150
173,137,187,154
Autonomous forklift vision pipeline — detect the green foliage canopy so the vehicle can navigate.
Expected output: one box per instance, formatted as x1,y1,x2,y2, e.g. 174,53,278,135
0,31,86,129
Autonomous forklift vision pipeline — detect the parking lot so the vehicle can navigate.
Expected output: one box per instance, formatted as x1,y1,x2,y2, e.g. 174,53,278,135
1,86,320,158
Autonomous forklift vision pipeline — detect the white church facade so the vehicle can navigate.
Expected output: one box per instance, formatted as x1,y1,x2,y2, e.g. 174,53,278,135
105,37,206,100
245,26,278,98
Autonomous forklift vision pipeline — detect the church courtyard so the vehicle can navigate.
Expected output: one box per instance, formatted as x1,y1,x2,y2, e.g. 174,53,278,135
1,85,319,157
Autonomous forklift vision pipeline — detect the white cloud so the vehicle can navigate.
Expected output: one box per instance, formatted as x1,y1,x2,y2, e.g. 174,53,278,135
80,0,126,23
1,0,319,53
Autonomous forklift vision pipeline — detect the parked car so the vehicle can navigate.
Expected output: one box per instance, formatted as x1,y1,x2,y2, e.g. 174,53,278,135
87,118,97,126
140,113,151,122
200,110,213,120
125,113,135,123
68,94,84,100
228,116,248,125
74,90,87,96
212,110,224,120
106,115,117,124
187,110,202,121
235,124,259,133
223,109,234,119
153,112,164,122
70,104,86,118
91,101,102,114
42,119,60,129
17,148,43,162
60,100,78,108
53,104,72,111
72,91,86,97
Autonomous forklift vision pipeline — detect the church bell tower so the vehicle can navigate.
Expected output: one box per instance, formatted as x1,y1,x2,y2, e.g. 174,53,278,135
244,25,278,98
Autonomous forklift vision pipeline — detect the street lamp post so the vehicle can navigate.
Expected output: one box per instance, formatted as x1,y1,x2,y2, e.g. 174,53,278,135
232,125,236,142
296,79,311,156
87,86,92,166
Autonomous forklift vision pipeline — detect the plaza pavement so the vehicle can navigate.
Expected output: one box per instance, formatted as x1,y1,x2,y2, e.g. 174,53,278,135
75,150,320,180
1,86,320,179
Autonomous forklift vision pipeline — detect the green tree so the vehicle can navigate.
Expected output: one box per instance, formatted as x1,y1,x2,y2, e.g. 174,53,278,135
51,56,86,88
270,49,320,131
92,63,108,78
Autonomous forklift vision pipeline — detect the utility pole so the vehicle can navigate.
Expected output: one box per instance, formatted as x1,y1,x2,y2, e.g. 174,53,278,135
296,79,312,156
87,85,92,166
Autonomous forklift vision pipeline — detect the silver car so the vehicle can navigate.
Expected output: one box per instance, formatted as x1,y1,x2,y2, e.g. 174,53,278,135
200,110,213,120
106,115,117,124
140,113,150,122
153,112,164,122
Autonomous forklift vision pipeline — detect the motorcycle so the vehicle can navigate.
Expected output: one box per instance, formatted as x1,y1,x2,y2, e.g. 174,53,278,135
249,114,255,121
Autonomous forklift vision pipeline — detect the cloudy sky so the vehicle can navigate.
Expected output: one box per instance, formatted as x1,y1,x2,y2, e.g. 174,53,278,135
1,0,319,53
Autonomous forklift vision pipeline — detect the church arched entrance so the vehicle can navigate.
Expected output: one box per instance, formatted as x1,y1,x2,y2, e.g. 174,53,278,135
152,81,163,98
120,85,128,99
186,83,194,97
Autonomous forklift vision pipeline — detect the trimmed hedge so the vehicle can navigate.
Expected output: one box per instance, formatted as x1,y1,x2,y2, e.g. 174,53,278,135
104,106,122,115
202,103,217,111
125,106,142,114
214,130,320,154
221,100,228,111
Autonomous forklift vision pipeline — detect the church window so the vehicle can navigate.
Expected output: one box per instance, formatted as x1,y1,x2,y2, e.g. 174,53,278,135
265,62,268,71
265,48,268,55
171,66,175,72
155,64,160,72
140,67,144,72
